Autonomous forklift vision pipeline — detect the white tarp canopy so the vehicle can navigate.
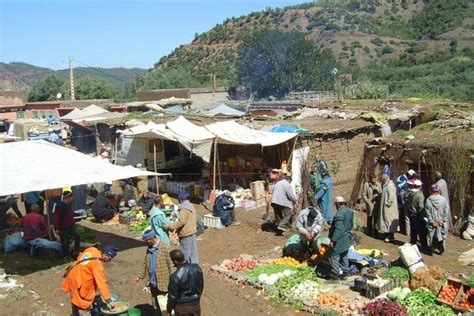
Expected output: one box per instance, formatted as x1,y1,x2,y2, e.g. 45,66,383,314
61,104,123,124
121,116,296,163
0,140,159,195
197,104,245,117
205,120,297,146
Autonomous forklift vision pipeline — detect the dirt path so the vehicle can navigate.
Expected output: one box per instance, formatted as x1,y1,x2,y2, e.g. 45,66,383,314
0,204,472,316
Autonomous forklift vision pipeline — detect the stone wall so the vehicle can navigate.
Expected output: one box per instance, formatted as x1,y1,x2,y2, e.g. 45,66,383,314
190,91,229,110
304,130,376,200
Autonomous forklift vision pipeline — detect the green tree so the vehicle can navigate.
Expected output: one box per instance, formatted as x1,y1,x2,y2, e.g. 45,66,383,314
27,74,66,102
73,77,117,100
236,29,337,98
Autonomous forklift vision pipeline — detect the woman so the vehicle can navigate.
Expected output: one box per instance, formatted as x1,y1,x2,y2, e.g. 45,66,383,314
149,195,171,245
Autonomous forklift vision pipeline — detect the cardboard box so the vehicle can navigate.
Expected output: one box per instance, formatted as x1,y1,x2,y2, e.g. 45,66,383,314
250,180,266,200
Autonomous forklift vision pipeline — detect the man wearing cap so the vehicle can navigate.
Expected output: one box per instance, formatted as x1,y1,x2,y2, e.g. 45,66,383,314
54,190,81,257
425,184,449,255
271,172,297,233
295,206,325,258
404,179,428,248
61,245,118,316
213,190,239,227
263,168,279,222
376,174,399,243
133,230,175,314
165,192,199,264
315,169,334,224
328,196,354,280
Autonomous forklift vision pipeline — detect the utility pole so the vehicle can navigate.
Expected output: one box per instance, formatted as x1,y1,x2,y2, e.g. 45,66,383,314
69,56,75,100
212,73,216,97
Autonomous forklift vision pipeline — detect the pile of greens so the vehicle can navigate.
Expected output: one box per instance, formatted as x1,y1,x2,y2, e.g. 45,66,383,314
75,225,97,243
465,276,474,287
382,267,410,283
246,264,297,279
271,267,320,303
401,289,455,316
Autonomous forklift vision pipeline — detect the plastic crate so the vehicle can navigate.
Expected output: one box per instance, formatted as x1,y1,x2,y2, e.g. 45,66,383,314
203,214,223,229
119,214,137,225
364,274,395,299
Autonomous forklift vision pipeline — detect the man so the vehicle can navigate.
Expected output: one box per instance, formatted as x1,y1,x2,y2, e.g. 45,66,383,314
315,169,334,224
165,192,199,264
328,196,354,280
434,171,453,228
138,191,155,213
133,230,175,315
271,172,297,233
150,195,172,245
376,174,399,243
22,204,48,241
361,174,381,236
295,206,325,258
425,184,449,255
213,191,239,227
61,246,118,316
263,168,278,222
54,191,81,256
0,194,23,230
396,169,417,235
91,191,117,222
24,191,44,214
167,249,204,316
48,130,59,144
309,154,328,194
404,179,428,248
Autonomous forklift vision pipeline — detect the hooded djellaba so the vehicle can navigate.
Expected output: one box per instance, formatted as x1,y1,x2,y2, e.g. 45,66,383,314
425,184,449,254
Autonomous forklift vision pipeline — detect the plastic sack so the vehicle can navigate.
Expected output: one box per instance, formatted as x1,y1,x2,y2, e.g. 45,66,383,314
3,232,29,253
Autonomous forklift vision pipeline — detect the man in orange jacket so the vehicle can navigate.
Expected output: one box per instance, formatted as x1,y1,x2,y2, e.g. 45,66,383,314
61,246,118,316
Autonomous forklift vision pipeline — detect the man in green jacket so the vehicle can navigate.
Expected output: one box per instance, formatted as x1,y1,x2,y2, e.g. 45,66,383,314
328,196,354,280
404,179,427,248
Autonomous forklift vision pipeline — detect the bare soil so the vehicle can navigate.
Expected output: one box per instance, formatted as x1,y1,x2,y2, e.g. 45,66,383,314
0,204,472,316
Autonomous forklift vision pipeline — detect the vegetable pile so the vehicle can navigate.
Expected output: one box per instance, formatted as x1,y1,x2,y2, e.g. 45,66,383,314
288,280,322,302
387,287,411,301
382,267,410,283
361,298,407,316
400,288,455,316
272,257,307,268
466,276,474,287
257,270,295,285
130,219,149,233
367,277,389,288
272,268,321,302
331,298,367,315
455,289,473,310
438,282,460,303
316,293,342,306
225,257,261,272
246,264,297,279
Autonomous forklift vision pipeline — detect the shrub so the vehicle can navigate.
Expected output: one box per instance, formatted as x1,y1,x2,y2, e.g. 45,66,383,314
344,78,389,99
370,37,384,46
382,46,394,55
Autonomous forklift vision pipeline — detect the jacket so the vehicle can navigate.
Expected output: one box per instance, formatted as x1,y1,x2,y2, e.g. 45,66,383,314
168,201,197,238
295,207,324,241
22,212,48,241
167,263,204,313
61,247,111,310
139,243,175,292
315,176,334,222
54,201,75,230
329,206,354,255
213,195,234,226
271,179,296,209
425,194,449,244
361,181,381,216
376,180,399,233
404,190,425,216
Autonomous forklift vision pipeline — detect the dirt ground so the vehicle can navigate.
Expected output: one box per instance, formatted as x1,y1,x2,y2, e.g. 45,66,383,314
1,203,473,316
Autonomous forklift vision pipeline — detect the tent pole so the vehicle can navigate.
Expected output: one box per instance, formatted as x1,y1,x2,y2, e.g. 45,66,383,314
154,141,159,195
212,138,217,192
45,198,52,240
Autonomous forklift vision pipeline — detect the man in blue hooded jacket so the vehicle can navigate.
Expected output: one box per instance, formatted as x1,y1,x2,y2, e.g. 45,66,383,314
315,169,334,224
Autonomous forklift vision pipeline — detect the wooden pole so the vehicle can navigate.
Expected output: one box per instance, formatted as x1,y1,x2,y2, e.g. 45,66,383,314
114,137,118,164
154,141,159,195
212,138,217,192
45,198,52,240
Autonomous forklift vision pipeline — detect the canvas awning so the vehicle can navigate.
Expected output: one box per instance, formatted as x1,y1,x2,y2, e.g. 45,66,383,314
197,104,245,117
0,140,160,195
205,120,297,146
61,104,123,124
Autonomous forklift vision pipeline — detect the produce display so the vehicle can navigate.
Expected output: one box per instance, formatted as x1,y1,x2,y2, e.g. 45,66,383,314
225,257,261,272
272,257,307,268
401,289,436,308
246,264,297,279
466,277,474,287
272,268,321,302
387,287,411,301
455,289,473,310
130,219,149,233
361,298,408,316
316,293,342,306
367,277,389,287
257,270,295,285
438,282,461,303
330,297,368,315
406,304,455,316
382,267,410,283
409,266,443,292
288,280,322,302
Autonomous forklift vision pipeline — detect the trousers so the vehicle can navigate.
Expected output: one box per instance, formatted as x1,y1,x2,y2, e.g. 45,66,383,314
59,225,81,256
180,235,199,264
272,203,292,229
329,250,349,276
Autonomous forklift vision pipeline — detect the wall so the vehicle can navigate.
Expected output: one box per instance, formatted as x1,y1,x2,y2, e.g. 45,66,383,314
137,89,190,102
304,130,376,200
190,91,229,110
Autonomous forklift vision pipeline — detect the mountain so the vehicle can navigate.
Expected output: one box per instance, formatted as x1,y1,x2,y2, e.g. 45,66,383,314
140,0,474,100
0,62,147,90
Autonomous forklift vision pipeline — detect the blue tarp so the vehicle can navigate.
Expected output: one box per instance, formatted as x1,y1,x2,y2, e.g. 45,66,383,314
270,125,300,133
164,105,187,115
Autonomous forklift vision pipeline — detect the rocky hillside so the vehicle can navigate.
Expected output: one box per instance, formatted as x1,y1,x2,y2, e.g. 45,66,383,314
0,62,147,90
141,0,474,98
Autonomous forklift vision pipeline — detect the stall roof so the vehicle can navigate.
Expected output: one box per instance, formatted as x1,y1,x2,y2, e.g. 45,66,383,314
61,104,123,124
205,120,297,146
0,140,159,195
197,104,245,117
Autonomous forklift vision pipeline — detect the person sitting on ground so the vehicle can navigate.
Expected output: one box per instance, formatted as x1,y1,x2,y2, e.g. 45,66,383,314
425,184,449,255
133,229,175,314
54,191,81,257
150,195,172,245
295,206,325,259
165,192,199,264
167,249,204,316
61,245,118,316
22,204,49,241
138,191,155,213
213,190,240,227
91,191,117,222
271,171,297,234
328,196,354,280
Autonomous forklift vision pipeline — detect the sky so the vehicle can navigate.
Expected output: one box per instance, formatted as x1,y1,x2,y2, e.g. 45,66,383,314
0,0,306,70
